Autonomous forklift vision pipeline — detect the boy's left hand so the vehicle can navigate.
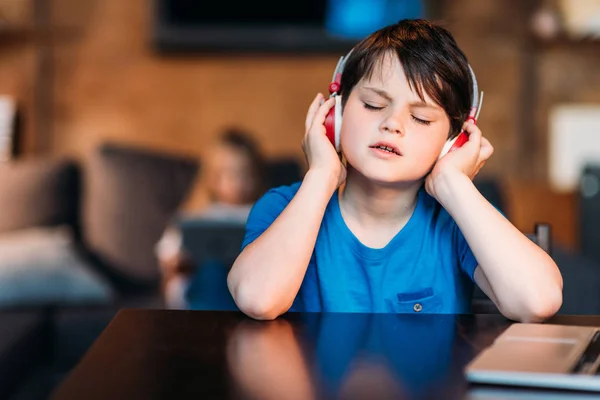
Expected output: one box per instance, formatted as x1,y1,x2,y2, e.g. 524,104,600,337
425,121,494,199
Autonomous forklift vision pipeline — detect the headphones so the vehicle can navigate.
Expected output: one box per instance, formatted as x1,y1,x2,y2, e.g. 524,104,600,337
324,50,484,158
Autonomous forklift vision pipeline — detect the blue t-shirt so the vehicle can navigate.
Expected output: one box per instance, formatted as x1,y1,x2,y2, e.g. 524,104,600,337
241,181,478,314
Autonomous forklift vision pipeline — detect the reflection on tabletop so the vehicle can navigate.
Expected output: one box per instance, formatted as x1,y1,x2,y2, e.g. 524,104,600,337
226,313,600,399
226,313,462,400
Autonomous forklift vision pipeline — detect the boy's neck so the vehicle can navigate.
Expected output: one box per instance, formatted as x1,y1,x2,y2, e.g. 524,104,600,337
339,169,421,229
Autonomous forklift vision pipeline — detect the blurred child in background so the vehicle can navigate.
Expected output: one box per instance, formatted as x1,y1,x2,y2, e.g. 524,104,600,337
156,127,266,309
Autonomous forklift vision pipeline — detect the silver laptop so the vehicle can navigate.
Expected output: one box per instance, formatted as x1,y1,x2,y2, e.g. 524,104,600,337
466,323,600,392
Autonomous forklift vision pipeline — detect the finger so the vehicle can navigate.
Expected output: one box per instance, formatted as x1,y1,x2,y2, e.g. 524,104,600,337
480,136,493,152
462,120,482,135
474,138,494,174
308,97,336,134
464,121,481,141
474,136,493,164
305,93,324,132
479,137,494,161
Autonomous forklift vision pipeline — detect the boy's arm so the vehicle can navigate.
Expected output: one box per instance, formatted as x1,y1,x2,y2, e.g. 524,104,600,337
229,94,344,320
438,173,562,322
429,125,562,323
228,172,337,320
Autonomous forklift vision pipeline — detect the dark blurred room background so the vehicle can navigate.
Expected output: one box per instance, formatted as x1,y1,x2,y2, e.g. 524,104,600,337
2,1,600,399
1,0,599,252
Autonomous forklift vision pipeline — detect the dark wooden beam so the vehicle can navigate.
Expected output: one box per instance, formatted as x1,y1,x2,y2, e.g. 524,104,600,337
33,0,52,154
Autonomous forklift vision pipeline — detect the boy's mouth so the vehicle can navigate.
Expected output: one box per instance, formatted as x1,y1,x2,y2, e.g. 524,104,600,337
369,142,402,156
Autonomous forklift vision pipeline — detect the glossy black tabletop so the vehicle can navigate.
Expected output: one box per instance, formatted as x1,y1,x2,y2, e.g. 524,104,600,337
51,311,600,400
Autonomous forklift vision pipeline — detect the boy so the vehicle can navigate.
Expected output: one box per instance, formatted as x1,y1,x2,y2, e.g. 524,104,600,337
227,19,563,321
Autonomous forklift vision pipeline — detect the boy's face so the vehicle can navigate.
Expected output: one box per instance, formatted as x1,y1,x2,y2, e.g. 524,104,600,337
340,54,451,185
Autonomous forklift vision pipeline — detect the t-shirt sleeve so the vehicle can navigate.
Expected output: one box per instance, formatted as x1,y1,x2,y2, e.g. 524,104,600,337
241,182,302,251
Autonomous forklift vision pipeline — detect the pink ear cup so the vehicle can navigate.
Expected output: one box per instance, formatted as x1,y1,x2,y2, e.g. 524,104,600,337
324,96,342,152
324,105,336,147
447,131,469,153
325,65,344,152
438,116,478,159
438,131,469,159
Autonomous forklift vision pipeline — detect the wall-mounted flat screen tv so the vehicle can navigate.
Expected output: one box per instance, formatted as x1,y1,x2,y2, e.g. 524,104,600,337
152,0,427,54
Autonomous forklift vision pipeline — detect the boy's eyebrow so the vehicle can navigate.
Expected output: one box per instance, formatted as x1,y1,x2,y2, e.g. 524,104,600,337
362,86,393,102
363,86,442,111
409,100,442,111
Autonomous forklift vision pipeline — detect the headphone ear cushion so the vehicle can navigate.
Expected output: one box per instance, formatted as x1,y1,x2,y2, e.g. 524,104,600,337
324,104,336,148
334,96,342,152
324,96,343,152
439,136,457,160
438,131,469,159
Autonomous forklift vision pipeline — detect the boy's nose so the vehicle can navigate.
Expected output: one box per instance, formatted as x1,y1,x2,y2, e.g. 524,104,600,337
381,120,404,136
380,112,404,135
383,126,402,135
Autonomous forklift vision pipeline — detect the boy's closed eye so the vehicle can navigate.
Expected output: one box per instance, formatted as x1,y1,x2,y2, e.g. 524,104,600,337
411,115,432,126
363,102,385,111
410,102,444,126
363,102,433,126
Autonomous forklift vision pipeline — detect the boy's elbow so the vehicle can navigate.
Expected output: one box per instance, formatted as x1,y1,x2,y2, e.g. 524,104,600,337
497,277,563,323
239,302,281,321
233,290,283,321
227,273,283,321
517,286,563,323
504,261,564,323
527,266,563,322
532,287,563,322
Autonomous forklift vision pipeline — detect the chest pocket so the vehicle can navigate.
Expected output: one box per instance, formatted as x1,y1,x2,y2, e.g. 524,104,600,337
390,287,443,314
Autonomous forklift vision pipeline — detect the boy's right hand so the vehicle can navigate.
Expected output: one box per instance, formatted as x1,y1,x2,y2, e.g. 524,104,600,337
302,93,347,189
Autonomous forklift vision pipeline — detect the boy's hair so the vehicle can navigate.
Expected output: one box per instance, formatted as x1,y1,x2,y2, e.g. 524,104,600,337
340,19,473,139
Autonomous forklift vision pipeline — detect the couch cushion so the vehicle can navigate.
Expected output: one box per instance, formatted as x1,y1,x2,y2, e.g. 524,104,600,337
82,143,198,288
0,226,115,308
0,158,79,235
